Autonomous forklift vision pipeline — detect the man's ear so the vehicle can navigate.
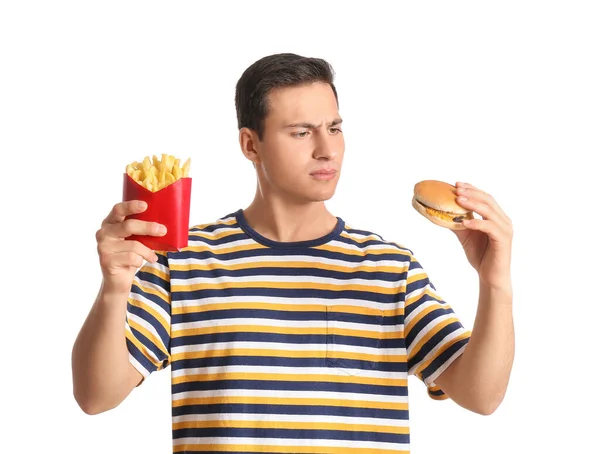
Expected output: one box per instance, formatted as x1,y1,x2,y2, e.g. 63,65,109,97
239,127,260,166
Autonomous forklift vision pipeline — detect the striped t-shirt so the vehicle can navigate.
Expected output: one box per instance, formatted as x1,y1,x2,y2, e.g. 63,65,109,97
125,209,471,453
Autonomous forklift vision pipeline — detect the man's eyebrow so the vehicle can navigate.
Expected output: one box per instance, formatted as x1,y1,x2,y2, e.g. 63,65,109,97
284,118,343,129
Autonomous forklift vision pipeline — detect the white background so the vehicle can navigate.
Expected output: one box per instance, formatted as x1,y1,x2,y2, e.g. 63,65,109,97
1,1,598,453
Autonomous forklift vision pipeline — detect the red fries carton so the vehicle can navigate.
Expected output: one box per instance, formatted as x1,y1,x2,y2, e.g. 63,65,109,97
122,173,192,252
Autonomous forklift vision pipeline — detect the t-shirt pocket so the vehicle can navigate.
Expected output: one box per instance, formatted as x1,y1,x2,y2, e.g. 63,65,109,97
325,305,385,376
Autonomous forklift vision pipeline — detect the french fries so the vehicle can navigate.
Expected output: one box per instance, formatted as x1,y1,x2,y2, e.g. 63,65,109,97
126,154,191,192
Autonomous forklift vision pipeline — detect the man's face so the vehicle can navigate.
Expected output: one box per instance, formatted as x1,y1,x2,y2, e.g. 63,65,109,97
255,82,345,204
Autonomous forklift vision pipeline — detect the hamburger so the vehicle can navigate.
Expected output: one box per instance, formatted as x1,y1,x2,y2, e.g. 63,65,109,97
412,180,474,230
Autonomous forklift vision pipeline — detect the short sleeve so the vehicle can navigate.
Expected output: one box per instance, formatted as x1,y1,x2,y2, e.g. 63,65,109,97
404,254,471,400
125,251,172,381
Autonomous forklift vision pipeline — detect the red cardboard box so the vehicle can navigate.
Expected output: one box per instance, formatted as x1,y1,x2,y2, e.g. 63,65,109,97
122,173,192,251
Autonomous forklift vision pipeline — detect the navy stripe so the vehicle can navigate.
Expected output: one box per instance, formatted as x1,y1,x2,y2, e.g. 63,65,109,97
172,287,402,304
172,309,394,325
172,247,412,265
156,253,170,268
172,403,409,420
189,216,238,233
406,306,455,346
421,336,469,381
408,321,464,369
172,379,408,397
130,283,170,315
137,269,170,291
127,301,170,349
173,427,409,444
428,388,446,397
126,337,158,373
171,331,402,349
170,266,401,282
171,355,405,373
128,324,168,364
188,232,248,246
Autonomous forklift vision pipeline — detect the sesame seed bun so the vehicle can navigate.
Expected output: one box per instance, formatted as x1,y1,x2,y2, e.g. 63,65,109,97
412,180,474,230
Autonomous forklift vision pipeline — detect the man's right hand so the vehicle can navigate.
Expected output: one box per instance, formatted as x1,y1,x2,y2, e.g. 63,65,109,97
96,200,167,295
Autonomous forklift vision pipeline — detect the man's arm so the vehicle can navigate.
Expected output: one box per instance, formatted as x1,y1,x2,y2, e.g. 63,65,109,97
435,280,514,415
72,200,166,415
72,286,145,415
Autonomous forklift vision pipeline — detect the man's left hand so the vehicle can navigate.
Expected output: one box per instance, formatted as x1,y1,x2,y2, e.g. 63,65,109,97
452,181,513,290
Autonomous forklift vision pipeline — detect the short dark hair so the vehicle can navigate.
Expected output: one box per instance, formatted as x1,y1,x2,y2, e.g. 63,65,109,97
235,53,338,141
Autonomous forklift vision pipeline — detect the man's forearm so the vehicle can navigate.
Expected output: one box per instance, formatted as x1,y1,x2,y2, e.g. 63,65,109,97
437,280,514,414
71,285,140,414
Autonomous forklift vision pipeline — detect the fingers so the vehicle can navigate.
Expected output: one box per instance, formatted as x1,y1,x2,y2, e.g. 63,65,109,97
103,200,148,225
100,218,167,241
117,239,159,263
455,182,512,227
97,237,159,272
458,218,508,244
100,251,148,272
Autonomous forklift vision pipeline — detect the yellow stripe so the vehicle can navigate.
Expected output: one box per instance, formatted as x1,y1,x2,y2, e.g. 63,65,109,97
174,444,408,454
130,281,170,306
173,281,398,295
172,371,407,388
138,262,169,282
191,218,237,230
128,319,169,359
172,302,402,317
184,243,268,254
405,288,444,307
125,329,163,369
415,331,471,377
189,228,243,241
171,348,405,363
404,300,446,333
128,294,170,334
405,272,429,287
339,231,384,243
172,324,402,340
172,395,408,411
170,260,408,275
408,316,461,362
173,419,409,435
315,244,409,257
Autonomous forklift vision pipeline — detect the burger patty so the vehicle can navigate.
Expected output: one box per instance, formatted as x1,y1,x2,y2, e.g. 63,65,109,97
417,200,474,223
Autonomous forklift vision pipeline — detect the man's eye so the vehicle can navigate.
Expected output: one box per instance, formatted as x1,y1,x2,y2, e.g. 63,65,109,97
330,127,342,134
292,131,309,138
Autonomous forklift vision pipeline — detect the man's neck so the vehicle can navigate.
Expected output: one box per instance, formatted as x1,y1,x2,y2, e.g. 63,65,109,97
242,195,338,244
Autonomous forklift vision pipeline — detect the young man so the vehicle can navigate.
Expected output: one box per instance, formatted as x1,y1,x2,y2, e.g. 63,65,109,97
72,53,514,453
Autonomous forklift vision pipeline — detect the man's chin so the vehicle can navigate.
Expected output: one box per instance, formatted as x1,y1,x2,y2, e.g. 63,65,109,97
306,189,337,203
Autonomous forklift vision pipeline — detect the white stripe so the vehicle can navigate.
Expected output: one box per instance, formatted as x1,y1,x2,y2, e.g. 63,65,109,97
405,298,451,326
128,351,151,377
172,365,404,381
190,225,239,237
343,231,385,242
172,317,401,332
173,436,409,450
173,412,409,427
171,341,405,356
172,274,399,289
132,274,169,299
406,310,457,352
408,328,468,376
126,313,167,359
329,239,401,253
426,341,468,386
188,237,256,250
170,253,409,269
173,295,393,311
172,388,409,405
127,291,170,324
